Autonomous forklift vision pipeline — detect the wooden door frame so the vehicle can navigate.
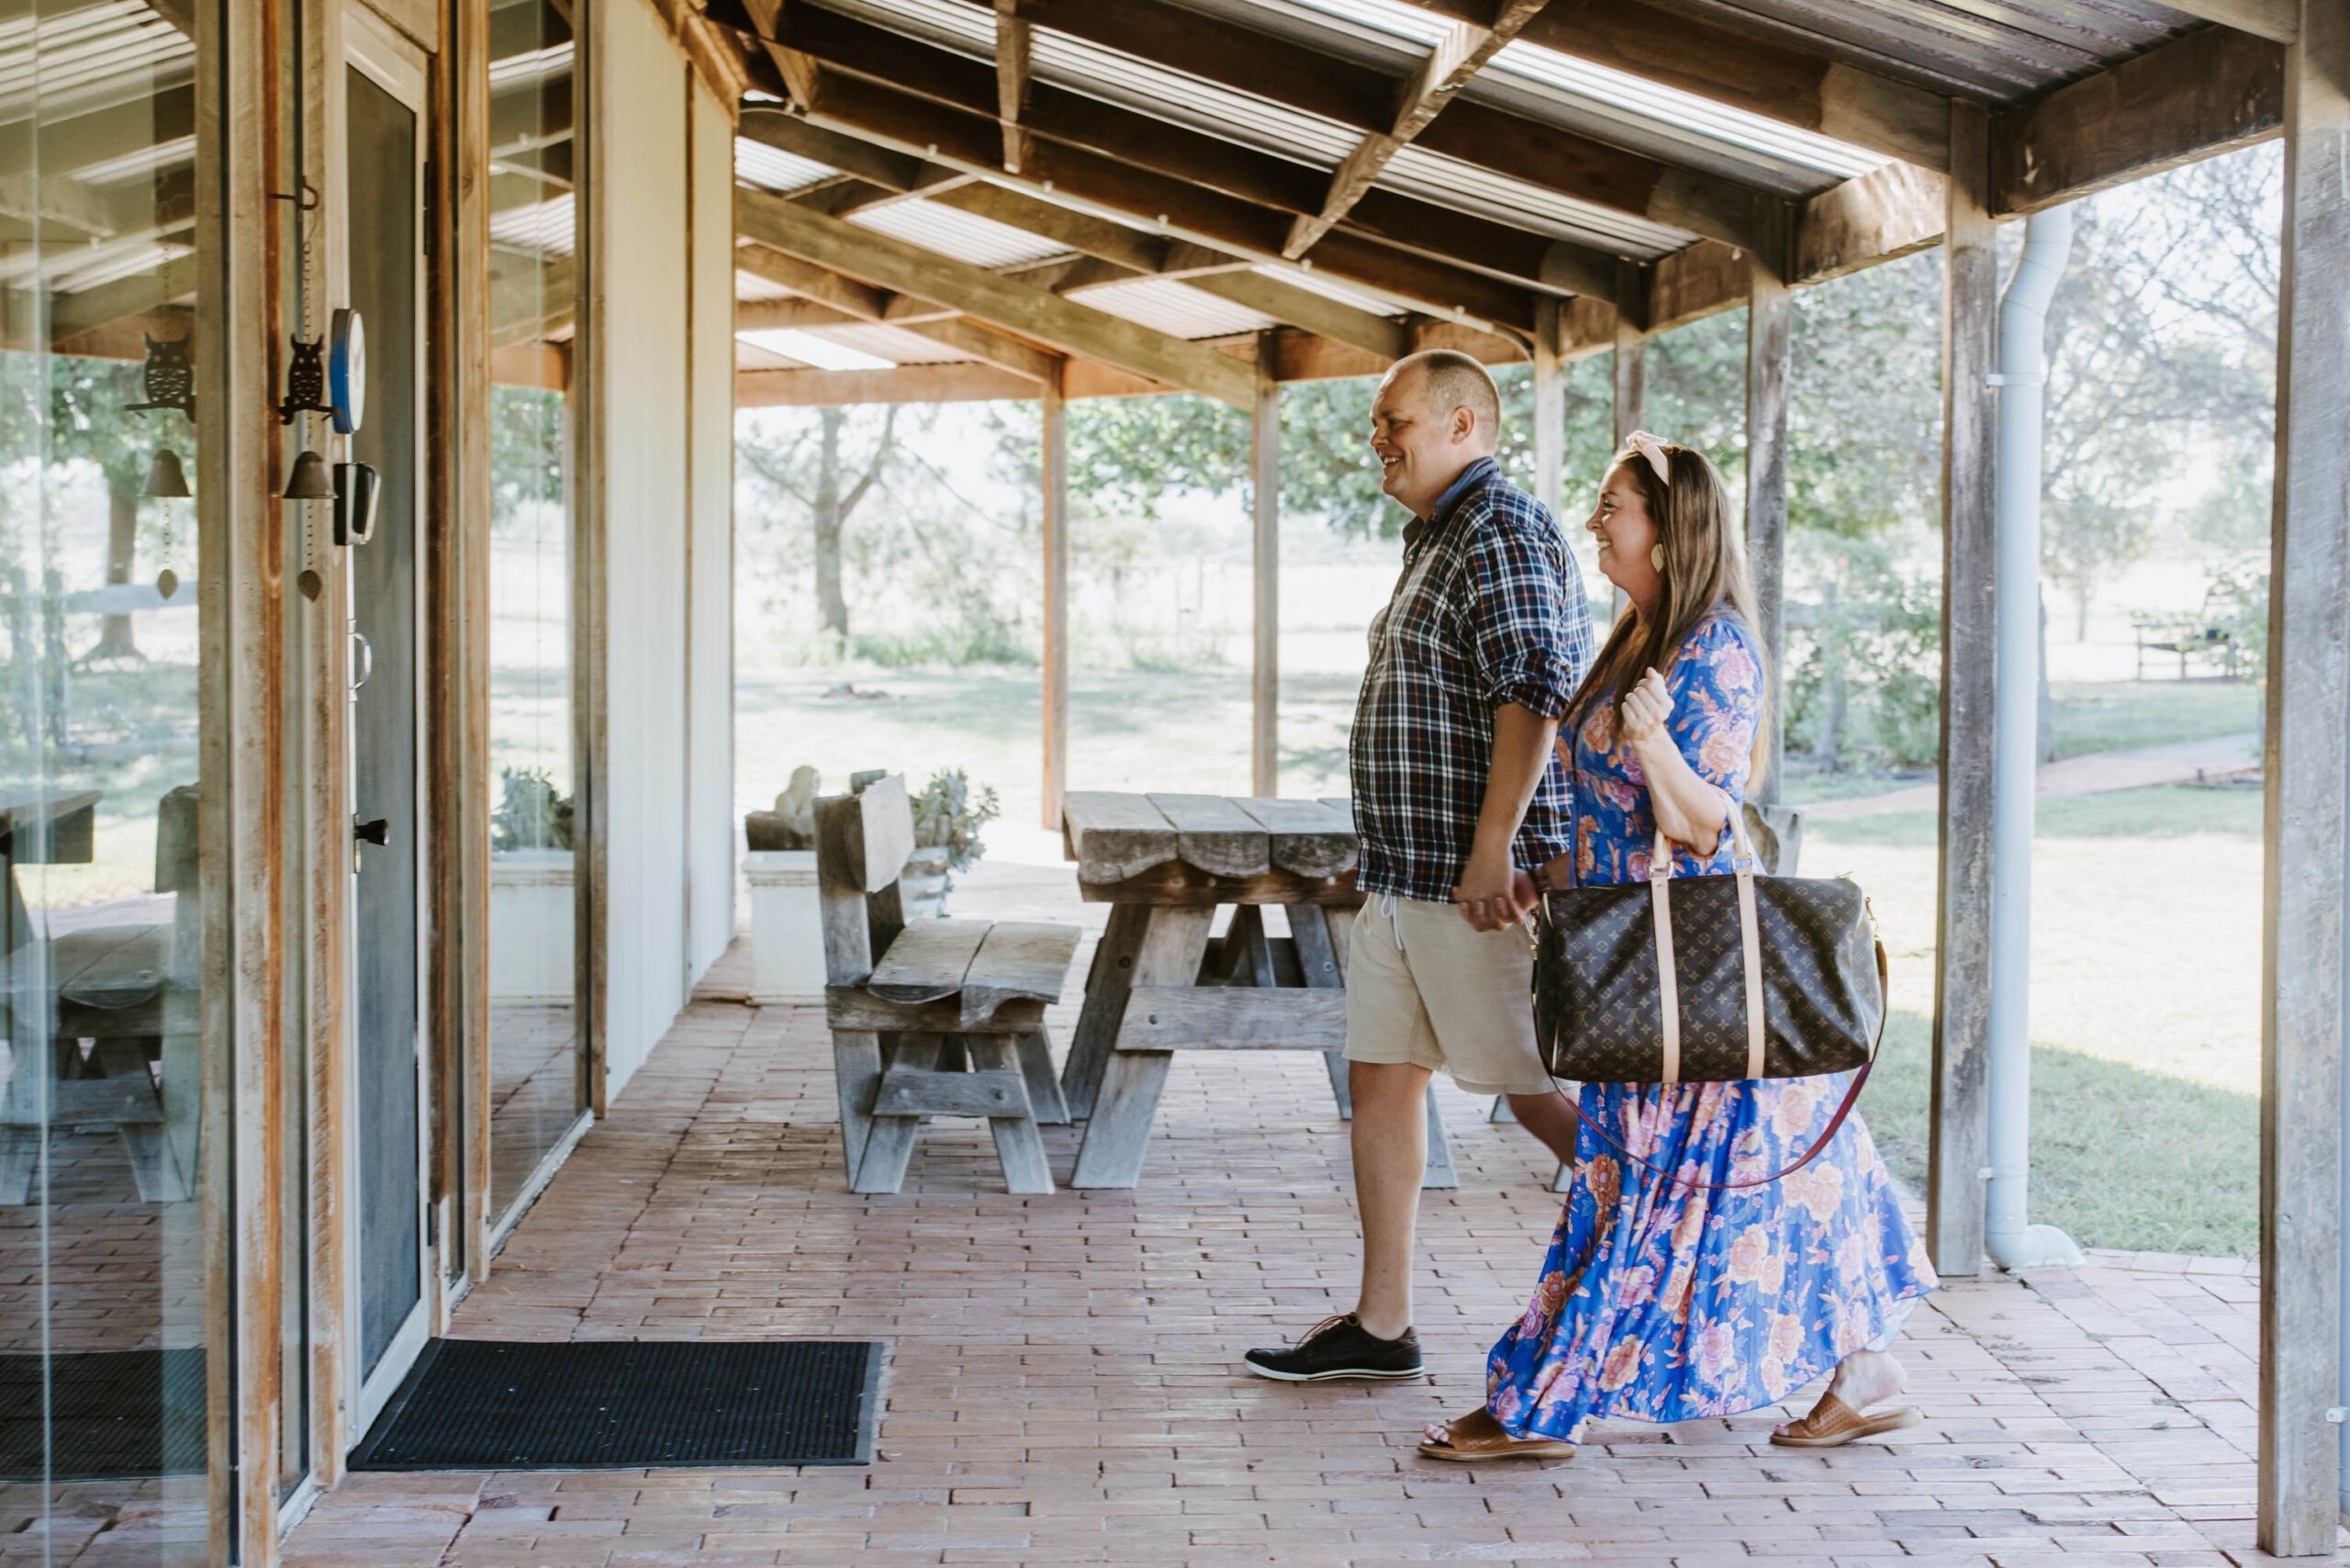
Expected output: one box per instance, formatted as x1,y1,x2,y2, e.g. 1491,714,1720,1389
324,0,439,1447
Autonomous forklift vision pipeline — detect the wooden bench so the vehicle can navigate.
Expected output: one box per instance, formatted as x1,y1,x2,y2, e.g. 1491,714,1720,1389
0,785,197,1204
818,773,1080,1194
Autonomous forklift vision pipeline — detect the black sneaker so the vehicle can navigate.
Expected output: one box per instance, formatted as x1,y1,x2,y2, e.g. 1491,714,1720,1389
1243,1314,1424,1382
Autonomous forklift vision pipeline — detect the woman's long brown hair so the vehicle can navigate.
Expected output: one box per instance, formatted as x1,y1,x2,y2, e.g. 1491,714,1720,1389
1563,442,1774,788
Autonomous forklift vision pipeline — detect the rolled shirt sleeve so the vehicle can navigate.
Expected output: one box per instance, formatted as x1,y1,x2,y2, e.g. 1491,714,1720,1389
1462,515,1593,720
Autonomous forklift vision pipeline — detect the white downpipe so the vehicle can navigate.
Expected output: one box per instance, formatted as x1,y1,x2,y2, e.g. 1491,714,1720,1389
1985,205,2085,1272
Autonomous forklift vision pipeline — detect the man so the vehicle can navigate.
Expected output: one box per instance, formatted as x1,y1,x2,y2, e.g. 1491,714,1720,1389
1245,349,1594,1383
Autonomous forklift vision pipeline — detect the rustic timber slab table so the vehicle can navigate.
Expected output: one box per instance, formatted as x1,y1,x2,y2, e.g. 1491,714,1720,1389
1058,791,1456,1190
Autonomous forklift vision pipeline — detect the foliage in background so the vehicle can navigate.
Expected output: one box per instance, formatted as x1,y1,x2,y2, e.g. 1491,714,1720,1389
488,386,566,532
910,766,999,872
492,765,574,852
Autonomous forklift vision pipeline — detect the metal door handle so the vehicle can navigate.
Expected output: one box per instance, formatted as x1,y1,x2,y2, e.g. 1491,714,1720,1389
352,631,373,690
353,817,389,847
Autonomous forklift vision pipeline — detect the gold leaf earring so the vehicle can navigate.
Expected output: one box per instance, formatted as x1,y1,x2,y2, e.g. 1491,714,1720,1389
1649,543,1665,571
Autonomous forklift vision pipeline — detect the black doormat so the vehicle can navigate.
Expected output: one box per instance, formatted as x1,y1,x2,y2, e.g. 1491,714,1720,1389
0,1348,208,1482
351,1338,882,1471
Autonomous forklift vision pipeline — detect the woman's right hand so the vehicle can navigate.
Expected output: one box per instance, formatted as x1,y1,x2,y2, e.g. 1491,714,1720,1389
1617,668,1673,746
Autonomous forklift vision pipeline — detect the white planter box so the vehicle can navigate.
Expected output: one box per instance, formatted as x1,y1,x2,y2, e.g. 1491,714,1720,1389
489,848,576,1005
744,849,824,1004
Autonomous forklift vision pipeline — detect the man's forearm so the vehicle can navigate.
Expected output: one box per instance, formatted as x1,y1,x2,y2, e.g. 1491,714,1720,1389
1471,702,1561,862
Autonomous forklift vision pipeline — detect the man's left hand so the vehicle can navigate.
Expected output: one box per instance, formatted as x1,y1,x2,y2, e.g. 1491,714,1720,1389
1453,846,1533,932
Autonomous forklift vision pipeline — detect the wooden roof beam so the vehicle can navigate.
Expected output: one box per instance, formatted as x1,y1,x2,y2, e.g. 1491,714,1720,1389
1011,0,1767,249
761,3,1617,299
738,184,1260,406
1282,1,1547,257
1989,25,2282,215
2159,0,2294,42
1182,270,1408,361
995,0,1033,174
754,64,1550,330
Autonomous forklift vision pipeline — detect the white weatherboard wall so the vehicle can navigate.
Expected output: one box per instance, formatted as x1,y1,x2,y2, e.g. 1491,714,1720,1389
686,77,735,980
591,0,691,1096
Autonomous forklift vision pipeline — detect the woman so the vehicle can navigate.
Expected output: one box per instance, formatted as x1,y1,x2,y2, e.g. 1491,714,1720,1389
1419,433,1936,1462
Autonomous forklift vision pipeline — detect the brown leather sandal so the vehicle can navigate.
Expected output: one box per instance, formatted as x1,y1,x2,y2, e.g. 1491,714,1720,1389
1768,1390,1920,1448
1416,1408,1576,1462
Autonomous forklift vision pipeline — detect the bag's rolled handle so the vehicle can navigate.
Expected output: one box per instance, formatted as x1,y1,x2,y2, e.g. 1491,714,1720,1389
1647,807,1766,1083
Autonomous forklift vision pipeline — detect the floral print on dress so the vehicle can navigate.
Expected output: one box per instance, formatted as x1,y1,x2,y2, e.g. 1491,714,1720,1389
1485,609,1935,1443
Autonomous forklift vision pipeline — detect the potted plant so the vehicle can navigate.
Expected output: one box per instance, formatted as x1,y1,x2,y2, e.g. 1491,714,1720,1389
903,767,999,919
488,766,576,1004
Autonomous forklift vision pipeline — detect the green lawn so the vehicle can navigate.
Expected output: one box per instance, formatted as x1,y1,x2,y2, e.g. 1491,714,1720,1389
1863,1009,2259,1260
2045,677,2259,760
1816,782,2264,1257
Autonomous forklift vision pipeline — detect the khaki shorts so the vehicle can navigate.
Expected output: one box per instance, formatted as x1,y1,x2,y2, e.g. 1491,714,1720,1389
1341,894,1554,1097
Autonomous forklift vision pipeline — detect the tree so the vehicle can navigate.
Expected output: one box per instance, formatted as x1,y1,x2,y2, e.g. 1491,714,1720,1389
46,354,170,662
737,405,898,640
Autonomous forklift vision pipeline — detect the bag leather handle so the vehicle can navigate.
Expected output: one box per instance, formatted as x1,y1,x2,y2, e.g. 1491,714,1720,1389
1540,939,1889,1193
1645,813,1766,1083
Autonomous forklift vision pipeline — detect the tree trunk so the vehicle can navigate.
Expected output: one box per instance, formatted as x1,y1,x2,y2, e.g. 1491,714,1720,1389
812,408,848,642
2073,579,2091,643
88,469,140,660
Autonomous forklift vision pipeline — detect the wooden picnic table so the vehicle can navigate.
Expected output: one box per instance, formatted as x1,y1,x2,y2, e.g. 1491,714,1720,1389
1058,791,1456,1190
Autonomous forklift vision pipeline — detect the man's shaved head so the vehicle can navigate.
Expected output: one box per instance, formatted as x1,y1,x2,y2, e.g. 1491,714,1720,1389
1384,349,1501,448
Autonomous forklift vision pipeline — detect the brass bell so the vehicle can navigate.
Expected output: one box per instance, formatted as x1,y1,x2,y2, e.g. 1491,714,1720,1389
280,447,333,500
141,446,191,498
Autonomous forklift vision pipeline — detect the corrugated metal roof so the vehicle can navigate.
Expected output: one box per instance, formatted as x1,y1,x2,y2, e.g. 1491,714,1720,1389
488,39,572,92
735,267,799,302
1069,276,1281,339
814,322,976,364
1670,0,2198,99
1380,144,1695,257
735,338,808,371
736,138,839,194
0,1,190,123
848,196,1074,269
490,194,577,259
1258,263,1416,318
1199,0,1889,193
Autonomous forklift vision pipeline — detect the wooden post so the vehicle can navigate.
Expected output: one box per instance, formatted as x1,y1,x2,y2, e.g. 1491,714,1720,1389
1926,102,1998,1282
1611,318,1646,448
1743,202,1793,804
1609,278,1646,628
1533,297,1565,519
2262,0,2350,1551
1040,364,1069,828
1250,350,1279,796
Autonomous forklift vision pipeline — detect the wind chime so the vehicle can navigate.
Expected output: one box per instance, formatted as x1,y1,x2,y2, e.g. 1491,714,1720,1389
126,331,195,599
274,177,371,599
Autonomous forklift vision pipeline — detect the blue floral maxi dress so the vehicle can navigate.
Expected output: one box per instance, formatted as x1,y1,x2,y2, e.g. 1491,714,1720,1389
1485,610,1936,1441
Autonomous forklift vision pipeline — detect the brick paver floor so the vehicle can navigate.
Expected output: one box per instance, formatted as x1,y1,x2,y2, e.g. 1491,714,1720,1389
280,874,2325,1568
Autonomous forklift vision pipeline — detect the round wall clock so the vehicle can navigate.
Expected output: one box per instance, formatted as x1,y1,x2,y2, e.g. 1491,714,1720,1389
329,307,366,435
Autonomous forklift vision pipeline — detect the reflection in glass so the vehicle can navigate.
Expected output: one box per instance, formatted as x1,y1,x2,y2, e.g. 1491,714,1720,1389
486,1,584,1232
0,0,217,1554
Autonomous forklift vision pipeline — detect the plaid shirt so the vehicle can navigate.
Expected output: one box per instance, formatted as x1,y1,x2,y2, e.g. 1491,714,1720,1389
1349,457,1595,904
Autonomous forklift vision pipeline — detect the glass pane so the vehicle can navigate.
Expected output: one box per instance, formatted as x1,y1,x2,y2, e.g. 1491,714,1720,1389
486,0,582,1232
0,0,220,1554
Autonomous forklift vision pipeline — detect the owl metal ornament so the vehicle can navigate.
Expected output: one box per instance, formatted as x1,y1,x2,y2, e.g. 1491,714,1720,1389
278,335,334,425
125,332,196,420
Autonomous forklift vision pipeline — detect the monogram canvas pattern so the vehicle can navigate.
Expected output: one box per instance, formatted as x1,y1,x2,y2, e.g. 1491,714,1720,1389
1535,876,1884,1084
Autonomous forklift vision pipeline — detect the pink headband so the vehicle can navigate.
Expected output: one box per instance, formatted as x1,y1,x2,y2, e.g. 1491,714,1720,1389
1621,430,1672,486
